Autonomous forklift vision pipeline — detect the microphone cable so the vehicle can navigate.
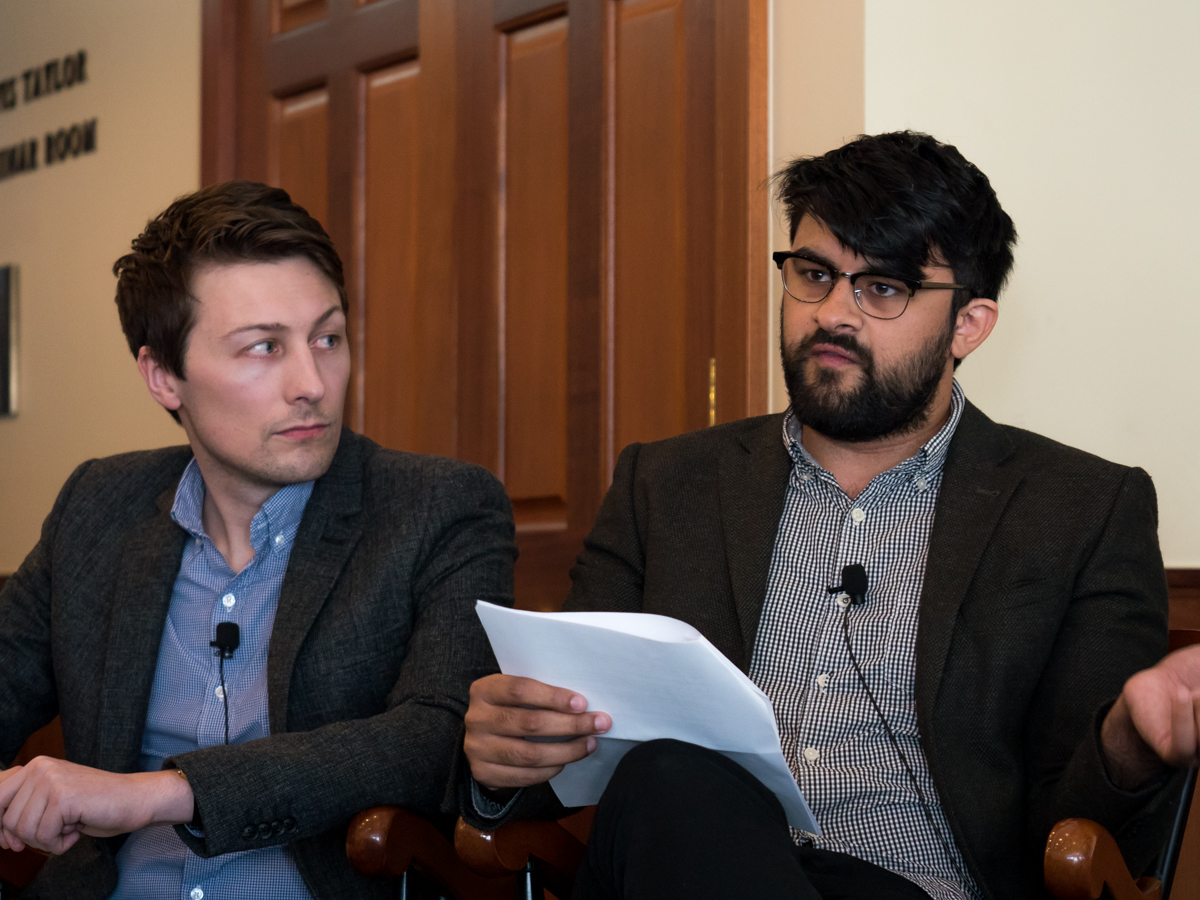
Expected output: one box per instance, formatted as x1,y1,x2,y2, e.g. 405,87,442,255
829,564,971,890
210,622,240,745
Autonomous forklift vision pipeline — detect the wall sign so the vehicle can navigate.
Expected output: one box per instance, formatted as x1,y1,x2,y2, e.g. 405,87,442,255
0,50,96,184
0,51,87,111
0,266,17,417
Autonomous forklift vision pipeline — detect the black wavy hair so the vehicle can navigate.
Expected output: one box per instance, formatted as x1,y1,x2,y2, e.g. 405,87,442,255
773,131,1017,312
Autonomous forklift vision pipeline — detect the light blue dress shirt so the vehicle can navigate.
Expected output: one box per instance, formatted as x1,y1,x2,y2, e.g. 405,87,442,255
111,459,314,900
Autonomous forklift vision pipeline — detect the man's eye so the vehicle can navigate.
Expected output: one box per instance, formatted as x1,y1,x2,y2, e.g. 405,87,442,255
248,340,276,355
798,265,831,283
315,334,340,349
865,280,904,298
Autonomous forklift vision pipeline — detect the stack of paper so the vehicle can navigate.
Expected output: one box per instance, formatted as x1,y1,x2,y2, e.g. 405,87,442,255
476,602,819,833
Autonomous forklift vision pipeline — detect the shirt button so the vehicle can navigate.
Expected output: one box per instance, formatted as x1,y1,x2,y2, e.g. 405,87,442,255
274,534,284,547
915,476,929,491
190,889,204,900
798,473,812,483
802,747,820,763
850,507,866,524
222,593,236,609
815,674,830,689
215,685,226,699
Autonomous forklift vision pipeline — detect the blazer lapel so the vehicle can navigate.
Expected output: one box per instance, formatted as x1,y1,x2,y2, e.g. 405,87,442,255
718,415,793,670
96,488,188,773
915,402,1023,733
267,430,365,733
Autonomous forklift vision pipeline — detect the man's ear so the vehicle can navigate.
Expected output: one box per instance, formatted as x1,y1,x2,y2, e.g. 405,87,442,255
136,346,184,413
951,298,999,363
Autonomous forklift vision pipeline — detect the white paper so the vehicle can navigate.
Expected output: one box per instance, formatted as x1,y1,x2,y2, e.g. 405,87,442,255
476,602,819,834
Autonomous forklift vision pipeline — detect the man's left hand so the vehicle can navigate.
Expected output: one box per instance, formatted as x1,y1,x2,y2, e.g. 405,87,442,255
1101,645,1200,790
0,757,194,855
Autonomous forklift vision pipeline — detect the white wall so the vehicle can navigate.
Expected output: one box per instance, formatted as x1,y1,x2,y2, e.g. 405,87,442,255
769,0,865,414
772,0,1199,566
0,0,200,573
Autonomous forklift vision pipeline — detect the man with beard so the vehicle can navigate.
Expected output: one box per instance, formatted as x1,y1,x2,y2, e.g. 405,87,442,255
0,182,515,899
460,132,1196,899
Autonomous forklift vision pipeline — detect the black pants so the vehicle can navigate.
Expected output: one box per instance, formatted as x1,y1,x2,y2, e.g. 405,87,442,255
573,740,934,900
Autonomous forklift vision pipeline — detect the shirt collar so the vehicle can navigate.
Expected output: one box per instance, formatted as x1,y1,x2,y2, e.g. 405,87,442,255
170,457,315,553
782,378,966,480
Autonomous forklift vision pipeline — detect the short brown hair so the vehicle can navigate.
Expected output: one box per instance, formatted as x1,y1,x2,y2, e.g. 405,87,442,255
114,181,346,390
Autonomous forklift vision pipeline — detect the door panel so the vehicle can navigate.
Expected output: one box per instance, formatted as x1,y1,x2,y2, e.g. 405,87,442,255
202,0,766,612
272,88,329,227
503,16,570,532
613,0,687,453
363,62,421,453
275,0,327,33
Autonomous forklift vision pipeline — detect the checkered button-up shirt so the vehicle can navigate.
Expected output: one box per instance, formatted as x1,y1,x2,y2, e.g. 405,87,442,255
111,459,314,900
748,380,982,900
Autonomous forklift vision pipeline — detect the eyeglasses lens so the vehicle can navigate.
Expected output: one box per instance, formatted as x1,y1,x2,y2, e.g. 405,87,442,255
851,275,910,319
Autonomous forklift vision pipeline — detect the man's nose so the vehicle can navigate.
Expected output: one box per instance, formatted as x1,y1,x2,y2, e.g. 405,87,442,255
814,274,863,333
286,346,326,404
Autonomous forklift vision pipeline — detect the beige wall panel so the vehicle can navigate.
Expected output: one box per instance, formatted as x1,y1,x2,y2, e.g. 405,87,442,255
768,0,865,413
0,0,200,573
861,0,1200,565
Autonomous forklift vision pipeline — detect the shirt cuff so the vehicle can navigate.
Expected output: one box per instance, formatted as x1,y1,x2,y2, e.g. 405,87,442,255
470,778,523,820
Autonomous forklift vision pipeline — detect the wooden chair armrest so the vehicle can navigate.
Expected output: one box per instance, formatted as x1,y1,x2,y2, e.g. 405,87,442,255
346,805,513,900
455,808,593,900
1044,817,1162,900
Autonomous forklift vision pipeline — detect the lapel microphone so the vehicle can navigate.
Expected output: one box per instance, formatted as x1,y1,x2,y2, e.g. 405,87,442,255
210,622,240,744
211,622,240,659
827,563,868,605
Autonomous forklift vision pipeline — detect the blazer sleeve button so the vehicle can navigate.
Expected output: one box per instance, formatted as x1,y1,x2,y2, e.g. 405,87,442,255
271,820,285,835
257,823,272,839
241,826,256,840
283,817,296,832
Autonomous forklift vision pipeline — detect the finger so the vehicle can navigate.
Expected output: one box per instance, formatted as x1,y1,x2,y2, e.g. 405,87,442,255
1192,688,1200,766
473,675,591,715
34,789,68,852
13,781,54,852
0,765,25,808
478,705,610,739
1167,684,1197,767
476,733,597,772
1,827,23,853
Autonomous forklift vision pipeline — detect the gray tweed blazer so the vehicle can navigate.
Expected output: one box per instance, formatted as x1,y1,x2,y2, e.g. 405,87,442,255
464,401,1179,900
0,428,515,899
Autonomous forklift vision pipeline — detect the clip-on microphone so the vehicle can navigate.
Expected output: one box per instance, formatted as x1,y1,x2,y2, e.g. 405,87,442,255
210,622,240,745
827,563,868,606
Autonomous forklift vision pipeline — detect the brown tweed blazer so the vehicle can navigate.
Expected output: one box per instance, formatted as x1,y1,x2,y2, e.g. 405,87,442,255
464,401,1180,899
0,428,515,899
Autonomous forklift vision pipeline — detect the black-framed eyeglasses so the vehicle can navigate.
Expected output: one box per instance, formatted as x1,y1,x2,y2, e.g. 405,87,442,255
772,251,966,321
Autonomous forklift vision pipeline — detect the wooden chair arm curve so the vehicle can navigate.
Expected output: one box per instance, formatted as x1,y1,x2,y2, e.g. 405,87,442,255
1044,817,1162,900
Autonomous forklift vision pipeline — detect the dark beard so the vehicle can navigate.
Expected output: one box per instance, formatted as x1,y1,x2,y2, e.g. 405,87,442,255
781,322,953,443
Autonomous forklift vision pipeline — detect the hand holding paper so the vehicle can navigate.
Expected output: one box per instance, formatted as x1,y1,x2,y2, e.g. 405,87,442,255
464,672,611,791
472,602,819,834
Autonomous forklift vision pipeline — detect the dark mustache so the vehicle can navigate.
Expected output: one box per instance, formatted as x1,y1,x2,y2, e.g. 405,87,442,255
798,329,870,363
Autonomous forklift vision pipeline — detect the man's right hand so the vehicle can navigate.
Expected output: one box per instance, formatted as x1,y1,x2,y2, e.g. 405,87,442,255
464,674,611,791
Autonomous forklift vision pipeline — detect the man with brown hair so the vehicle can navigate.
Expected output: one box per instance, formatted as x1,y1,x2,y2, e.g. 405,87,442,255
0,181,516,899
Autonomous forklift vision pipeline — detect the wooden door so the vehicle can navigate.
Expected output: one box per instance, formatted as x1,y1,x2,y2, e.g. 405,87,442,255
202,0,766,611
